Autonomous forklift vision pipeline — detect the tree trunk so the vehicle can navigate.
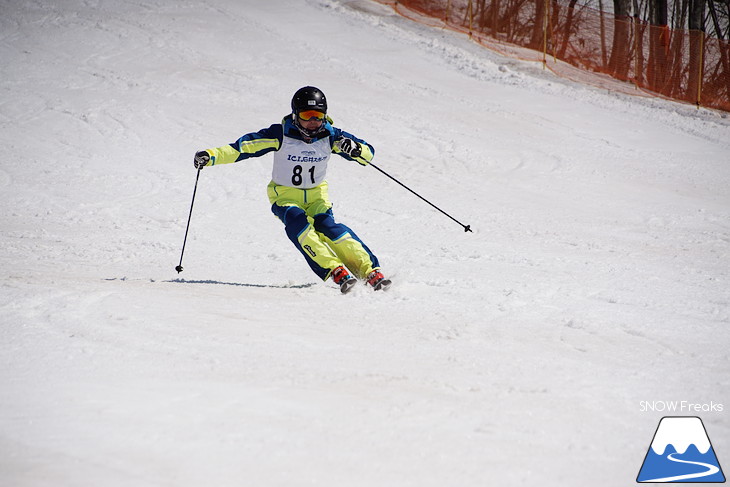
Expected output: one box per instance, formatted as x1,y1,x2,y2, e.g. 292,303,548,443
687,0,706,104
531,0,547,49
609,0,633,79
648,0,669,91
706,0,725,40
557,0,579,59
688,0,705,31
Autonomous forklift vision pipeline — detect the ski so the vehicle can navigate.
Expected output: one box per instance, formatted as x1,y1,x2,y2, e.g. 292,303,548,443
372,278,392,291
339,277,358,294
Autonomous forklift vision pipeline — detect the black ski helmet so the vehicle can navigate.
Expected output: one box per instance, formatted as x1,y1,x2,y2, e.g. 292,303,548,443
291,86,327,115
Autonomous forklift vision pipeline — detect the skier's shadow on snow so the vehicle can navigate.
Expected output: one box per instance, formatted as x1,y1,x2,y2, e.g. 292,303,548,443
166,278,317,289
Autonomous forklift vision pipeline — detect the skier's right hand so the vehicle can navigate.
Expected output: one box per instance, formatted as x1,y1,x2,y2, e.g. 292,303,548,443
194,151,210,169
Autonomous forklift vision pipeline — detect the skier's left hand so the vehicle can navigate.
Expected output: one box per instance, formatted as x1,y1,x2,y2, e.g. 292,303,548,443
336,138,362,159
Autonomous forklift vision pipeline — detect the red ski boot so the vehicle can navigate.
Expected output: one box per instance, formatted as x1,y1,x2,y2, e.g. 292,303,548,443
366,270,392,291
332,266,357,294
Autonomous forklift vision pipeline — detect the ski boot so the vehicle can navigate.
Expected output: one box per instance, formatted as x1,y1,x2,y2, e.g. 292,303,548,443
367,270,392,291
332,266,357,294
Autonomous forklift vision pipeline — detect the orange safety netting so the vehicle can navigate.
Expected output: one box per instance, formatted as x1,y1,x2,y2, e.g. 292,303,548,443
373,0,730,112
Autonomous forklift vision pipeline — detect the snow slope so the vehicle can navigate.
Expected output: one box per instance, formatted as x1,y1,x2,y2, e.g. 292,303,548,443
1,0,728,485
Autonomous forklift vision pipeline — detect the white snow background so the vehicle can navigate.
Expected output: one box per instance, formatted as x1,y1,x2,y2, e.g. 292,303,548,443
1,0,729,485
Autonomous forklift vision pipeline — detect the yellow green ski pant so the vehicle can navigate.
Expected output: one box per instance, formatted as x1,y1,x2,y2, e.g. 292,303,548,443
267,181,380,281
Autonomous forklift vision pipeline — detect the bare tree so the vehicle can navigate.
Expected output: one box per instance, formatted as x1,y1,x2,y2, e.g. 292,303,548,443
686,0,705,102
707,0,729,39
648,0,669,89
609,0,633,78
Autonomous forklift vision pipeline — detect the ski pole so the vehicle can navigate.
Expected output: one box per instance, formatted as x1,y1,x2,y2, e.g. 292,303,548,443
175,167,202,273
369,162,472,232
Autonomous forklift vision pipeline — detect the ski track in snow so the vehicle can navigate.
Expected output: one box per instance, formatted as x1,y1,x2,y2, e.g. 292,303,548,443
642,453,721,482
1,0,729,486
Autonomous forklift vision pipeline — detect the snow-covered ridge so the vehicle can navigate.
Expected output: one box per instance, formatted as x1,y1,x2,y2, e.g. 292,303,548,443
332,0,730,144
650,417,712,455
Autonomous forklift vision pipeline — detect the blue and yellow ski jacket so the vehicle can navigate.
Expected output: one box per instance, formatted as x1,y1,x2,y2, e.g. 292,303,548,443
202,114,374,168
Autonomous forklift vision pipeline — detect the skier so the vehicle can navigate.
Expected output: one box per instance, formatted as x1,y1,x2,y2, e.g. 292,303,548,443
193,86,390,293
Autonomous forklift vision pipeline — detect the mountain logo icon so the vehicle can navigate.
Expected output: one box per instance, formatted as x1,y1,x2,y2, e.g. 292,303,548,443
637,416,726,483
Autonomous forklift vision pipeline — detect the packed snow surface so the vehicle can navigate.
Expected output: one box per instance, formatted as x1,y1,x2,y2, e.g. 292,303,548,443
1,0,728,485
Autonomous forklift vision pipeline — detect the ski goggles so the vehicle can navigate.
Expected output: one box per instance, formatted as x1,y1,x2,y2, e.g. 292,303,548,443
297,110,326,121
